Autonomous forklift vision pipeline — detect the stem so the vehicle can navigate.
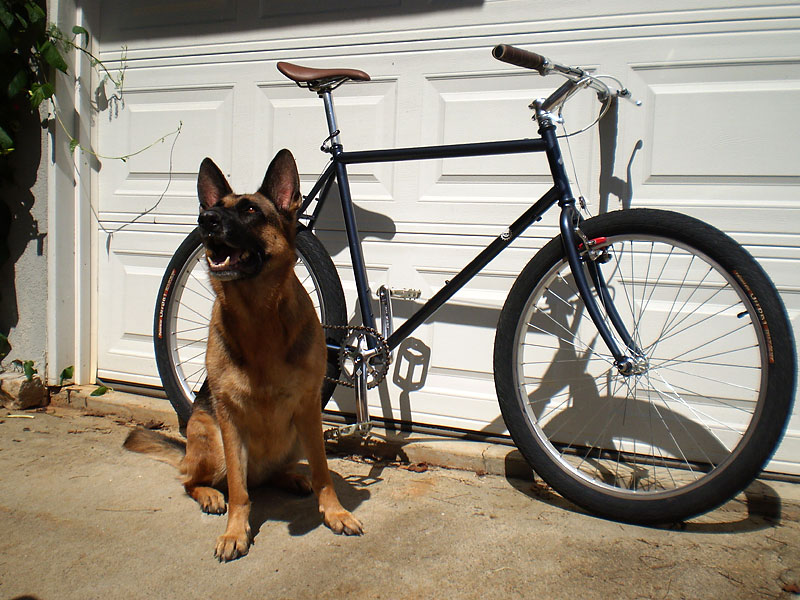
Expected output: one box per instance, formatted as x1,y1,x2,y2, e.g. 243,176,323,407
53,104,182,160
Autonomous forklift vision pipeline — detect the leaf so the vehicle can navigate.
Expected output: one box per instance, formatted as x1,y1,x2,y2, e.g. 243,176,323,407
72,25,88,46
0,332,10,360
59,366,74,385
0,5,14,28
26,2,45,23
7,68,28,99
0,21,12,53
69,138,79,153
0,125,13,153
782,582,800,594
12,9,26,29
90,385,110,396
29,82,54,108
23,360,37,381
39,40,69,73
406,462,429,473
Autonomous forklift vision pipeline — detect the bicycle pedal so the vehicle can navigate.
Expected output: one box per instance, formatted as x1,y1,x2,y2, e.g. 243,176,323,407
324,422,373,441
388,288,421,300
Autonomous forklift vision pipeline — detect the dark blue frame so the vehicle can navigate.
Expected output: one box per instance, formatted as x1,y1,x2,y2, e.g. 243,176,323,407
298,88,637,370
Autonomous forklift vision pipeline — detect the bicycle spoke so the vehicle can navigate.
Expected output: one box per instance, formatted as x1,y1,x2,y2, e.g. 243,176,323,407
647,371,730,463
651,376,758,420
174,316,210,328
175,337,208,352
648,285,733,352
188,269,215,300
653,363,759,395
175,348,207,368
181,282,215,304
174,324,210,336
524,320,613,366
654,353,760,371
182,364,207,389
610,240,644,350
179,301,213,324
650,321,753,363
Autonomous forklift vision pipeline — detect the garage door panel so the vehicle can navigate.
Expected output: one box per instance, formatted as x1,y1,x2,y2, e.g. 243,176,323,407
418,69,596,205
258,78,399,201
632,61,800,182
102,0,236,31
96,230,187,386
99,85,234,217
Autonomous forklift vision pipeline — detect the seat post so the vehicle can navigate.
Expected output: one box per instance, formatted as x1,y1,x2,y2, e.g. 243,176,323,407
320,90,342,146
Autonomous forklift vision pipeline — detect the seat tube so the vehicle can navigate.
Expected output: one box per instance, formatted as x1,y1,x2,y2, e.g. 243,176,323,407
321,91,377,333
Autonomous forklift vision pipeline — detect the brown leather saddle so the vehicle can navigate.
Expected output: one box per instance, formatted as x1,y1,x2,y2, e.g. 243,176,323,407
277,61,370,91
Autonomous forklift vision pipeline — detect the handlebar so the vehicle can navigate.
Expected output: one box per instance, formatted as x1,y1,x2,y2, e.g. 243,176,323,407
492,44,586,79
492,43,640,114
492,44,549,75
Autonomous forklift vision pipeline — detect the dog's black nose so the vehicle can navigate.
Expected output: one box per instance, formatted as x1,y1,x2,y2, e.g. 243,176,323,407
198,209,222,231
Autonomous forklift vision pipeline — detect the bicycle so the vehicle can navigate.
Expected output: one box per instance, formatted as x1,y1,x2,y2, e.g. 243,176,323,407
153,44,796,525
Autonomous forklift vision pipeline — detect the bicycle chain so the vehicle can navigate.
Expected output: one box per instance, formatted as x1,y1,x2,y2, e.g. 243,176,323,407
322,324,392,389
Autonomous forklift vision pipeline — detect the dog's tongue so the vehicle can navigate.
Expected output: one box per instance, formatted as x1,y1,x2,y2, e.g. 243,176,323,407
208,248,243,270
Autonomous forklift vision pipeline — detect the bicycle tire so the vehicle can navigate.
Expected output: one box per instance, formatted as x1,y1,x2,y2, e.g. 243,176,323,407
153,227,347,426
494,208,795,524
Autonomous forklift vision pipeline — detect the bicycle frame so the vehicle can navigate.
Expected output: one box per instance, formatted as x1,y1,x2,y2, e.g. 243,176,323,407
298,88,637,371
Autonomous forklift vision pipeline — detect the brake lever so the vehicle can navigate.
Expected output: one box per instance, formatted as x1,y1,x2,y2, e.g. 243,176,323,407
616,88,642,107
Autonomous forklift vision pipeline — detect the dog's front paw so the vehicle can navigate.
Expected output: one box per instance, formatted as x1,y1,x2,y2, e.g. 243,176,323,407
270,471,313,496
214,528,251,562
323,509,363,536
197,488,227,514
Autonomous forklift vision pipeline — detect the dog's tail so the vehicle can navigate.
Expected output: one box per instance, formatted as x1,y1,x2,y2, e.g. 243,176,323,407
123,428,186,468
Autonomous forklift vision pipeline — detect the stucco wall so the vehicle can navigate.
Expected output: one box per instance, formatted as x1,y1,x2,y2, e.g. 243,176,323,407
0,107,49,374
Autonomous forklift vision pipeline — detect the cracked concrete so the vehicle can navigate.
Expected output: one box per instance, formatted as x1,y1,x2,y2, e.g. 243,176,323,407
1,405,799,600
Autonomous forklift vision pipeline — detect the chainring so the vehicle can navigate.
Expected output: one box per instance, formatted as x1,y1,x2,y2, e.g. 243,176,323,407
323,325,391,389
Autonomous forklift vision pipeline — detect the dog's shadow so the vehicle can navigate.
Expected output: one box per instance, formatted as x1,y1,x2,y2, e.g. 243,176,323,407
247,466,370,539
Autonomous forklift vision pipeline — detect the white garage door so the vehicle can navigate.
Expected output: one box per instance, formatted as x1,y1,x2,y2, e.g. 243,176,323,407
92,1,800,474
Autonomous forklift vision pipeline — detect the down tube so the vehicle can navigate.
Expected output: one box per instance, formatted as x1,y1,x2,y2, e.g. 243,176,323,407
386,187,561,350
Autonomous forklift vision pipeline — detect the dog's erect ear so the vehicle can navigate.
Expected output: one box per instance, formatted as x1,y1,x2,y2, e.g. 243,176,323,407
258,149,302,217
197,158,232,210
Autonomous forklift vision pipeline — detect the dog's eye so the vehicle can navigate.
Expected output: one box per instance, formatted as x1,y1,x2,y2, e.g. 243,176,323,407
247,206,257,213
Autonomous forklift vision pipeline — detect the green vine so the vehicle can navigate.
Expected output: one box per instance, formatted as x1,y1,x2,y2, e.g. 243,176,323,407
1,0,60,157
1,0,179,163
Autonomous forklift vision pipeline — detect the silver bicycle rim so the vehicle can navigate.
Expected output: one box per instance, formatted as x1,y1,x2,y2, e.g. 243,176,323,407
166,243,327,403
512,234,769,499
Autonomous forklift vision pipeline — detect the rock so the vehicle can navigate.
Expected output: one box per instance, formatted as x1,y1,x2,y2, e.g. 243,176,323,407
0,373,49,410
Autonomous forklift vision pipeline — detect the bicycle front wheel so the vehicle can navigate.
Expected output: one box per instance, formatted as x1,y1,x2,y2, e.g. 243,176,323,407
494,209,795,524
154,227,347,426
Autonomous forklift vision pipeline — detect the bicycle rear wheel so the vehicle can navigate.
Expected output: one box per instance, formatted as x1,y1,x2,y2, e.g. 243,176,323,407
154,227,347,426
494,208,795,524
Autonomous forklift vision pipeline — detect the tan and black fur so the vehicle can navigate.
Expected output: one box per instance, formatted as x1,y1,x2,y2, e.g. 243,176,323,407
125,150,362,561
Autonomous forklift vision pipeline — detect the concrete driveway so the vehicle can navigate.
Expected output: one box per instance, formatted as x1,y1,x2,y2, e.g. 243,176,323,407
1,406,798,600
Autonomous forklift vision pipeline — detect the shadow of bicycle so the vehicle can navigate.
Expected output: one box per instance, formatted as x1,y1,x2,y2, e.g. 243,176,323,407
503,466,783,533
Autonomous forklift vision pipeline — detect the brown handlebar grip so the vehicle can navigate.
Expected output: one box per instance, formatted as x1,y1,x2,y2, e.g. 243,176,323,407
492,44,548,75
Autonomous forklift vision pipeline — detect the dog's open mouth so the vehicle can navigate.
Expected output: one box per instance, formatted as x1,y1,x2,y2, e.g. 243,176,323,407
205,243,264,280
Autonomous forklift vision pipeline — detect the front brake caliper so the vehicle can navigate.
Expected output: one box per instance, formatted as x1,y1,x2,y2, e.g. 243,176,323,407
577,235,611,262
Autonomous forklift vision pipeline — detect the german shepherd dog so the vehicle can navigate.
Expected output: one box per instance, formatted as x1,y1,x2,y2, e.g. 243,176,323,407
125,150,363,561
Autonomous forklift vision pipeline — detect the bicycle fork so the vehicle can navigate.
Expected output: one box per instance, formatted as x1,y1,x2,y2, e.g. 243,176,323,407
540,115,644,375
559,205,645,374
